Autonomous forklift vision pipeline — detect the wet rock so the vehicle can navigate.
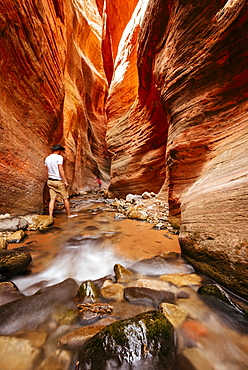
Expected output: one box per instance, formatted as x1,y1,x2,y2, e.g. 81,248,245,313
159,303,188,329
160,251,181,260
0,237,7,249
181,320,208,341
0,213,10,219
16,331,47,349
84,225,99,230
0,278,78,335
78,302,113,324
0,217,28,232
0,281,24,305
126,206,148,221
57,309,79,326
131,278,177,294
126,193,143,203
114,263,133,283
6,230,26,243
0,249,32,280
76,280,99,302
114,213,127,220
27,215,54,230
160,273,202,287
198,284,248,317
39,349,74,370
124,287,175,308
129,255,194,276
175,347,212,370
93,274,116,289
0,336,40,370
58,325,106,349
142,191,156,199
100,282,124,302
77,310,175,370
153,222,167,230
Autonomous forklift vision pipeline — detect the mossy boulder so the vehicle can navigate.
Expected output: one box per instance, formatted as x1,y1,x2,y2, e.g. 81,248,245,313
0,249,32,280
77,310,175,369
198,284,248,318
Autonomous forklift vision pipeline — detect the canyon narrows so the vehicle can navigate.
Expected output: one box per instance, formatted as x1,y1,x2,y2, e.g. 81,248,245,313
0,0,248,299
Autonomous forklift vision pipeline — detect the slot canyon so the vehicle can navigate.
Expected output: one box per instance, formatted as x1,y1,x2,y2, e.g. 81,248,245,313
0,0,247,306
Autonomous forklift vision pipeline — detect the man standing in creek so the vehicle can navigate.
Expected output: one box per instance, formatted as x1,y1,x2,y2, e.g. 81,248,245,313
45,144,77,218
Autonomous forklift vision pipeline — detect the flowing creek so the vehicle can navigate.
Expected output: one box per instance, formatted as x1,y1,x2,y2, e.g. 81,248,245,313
1,192,248,369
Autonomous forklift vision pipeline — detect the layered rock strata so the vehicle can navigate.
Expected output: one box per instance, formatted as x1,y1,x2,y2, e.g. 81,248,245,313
0,0,109,214
105,0,248,298
106,0,168,197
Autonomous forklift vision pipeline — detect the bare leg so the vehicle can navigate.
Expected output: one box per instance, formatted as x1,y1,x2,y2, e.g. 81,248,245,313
64,198,71,217
49,198,56,217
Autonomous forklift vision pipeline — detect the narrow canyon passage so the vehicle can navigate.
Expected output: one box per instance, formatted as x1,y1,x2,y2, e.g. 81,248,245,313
0,0,248,368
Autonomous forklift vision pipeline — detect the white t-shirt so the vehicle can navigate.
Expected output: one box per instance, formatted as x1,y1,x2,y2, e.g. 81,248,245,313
45,153,63,180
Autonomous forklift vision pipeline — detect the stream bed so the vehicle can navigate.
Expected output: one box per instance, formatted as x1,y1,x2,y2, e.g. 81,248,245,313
1,192,248,369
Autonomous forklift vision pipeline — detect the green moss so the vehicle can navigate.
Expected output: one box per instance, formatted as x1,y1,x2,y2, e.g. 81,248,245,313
78,310,175,369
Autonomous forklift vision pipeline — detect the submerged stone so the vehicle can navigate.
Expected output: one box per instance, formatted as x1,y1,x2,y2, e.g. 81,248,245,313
77,310,175,369
124,287,175,308
0,336,40,370
39,349,73,370
176,347,212,370
160,273,202,287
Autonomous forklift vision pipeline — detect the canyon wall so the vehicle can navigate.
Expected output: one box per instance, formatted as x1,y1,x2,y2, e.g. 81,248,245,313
106,0,168,197
106,0,248,299
0,0,109,214
0,0,247,299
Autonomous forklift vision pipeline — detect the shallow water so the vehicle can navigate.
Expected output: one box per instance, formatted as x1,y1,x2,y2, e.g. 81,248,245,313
2,192,248,369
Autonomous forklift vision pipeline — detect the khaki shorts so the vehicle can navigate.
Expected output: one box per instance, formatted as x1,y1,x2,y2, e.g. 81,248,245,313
47,180,69,200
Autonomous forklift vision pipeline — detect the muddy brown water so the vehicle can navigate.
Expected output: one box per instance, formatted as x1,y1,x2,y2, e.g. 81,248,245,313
2,193,248,369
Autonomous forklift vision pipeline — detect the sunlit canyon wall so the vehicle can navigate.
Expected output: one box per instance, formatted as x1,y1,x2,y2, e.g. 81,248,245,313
105,0,248,299
0,0,247,299
0,0,109,214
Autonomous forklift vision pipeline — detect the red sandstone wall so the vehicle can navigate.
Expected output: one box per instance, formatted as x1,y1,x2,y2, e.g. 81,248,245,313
105,0,248,298
0,0,109,214
106,0,168,197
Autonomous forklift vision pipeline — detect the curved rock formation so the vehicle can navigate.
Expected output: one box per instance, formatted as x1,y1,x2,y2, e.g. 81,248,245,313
0,0,109,214
0,0,247,299
106,0,168,197
105,0,248,298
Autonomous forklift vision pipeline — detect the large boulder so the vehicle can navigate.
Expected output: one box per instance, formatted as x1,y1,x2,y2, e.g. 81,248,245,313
0,278,78,335
77,310,175,369
0,336,40,370
0,217,28,232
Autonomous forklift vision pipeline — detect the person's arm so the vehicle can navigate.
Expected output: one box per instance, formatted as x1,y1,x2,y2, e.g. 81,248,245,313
58,164,69,188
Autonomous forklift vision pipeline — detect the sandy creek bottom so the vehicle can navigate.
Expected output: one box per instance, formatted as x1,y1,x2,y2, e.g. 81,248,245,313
1,192,248,369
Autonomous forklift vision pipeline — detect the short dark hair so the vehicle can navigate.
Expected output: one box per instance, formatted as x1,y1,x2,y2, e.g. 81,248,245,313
51,144,65,151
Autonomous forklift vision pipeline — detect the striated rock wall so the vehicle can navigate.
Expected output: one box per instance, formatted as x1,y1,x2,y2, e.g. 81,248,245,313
106,0,168,197
105,0,248,298
0,0,109,215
